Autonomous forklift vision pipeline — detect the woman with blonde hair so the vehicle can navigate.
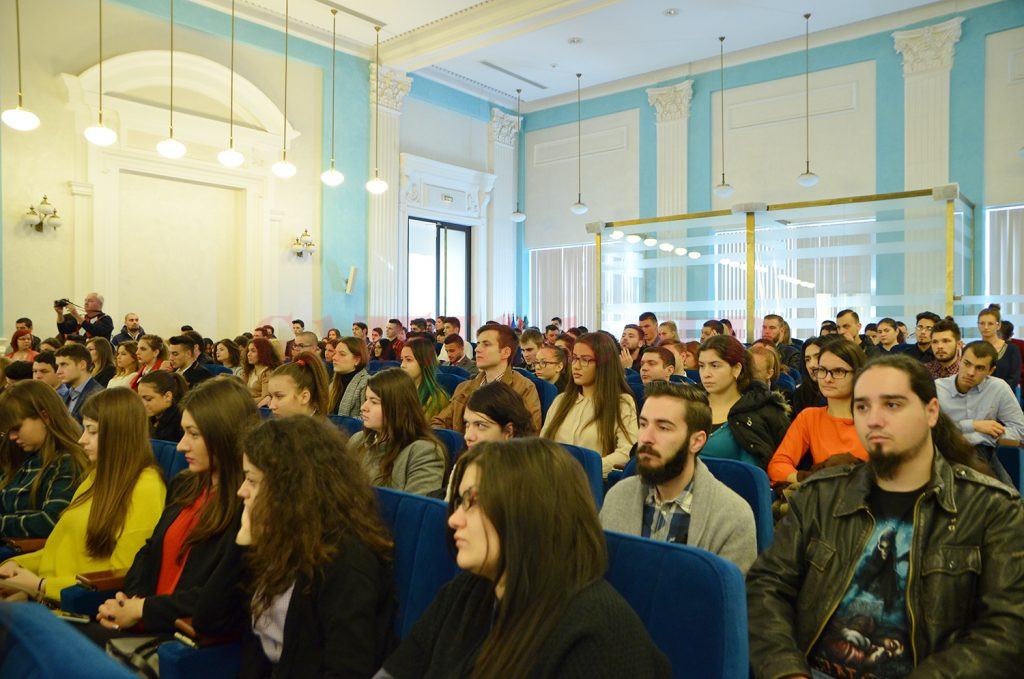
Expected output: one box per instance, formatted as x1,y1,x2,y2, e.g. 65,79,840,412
0,388,165,602
107,341,140,389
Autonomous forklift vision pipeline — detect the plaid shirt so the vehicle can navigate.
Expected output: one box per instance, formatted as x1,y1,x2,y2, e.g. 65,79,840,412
925,357,960,379
0,451,80,538
641,482,694,544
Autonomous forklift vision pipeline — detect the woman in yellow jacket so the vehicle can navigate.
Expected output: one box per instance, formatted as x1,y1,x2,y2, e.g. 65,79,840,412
0,387,165,602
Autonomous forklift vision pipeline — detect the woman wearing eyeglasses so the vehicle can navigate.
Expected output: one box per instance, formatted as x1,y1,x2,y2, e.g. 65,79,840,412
767,336,870,484
541,333,637,477
533,345,569,392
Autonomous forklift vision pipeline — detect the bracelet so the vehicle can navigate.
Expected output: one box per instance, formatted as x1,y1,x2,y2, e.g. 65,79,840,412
36,578,46,601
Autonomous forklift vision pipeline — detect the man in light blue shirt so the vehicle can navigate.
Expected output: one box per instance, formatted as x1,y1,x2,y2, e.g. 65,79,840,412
936,341,1024,486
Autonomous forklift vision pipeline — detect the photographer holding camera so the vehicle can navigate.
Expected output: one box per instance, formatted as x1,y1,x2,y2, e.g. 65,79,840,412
55,292,113,343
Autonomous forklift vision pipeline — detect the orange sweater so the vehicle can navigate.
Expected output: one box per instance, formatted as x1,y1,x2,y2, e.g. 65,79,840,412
767,406,869,483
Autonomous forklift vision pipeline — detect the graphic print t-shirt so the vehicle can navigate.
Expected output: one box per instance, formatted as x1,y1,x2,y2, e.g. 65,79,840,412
807,484,924,679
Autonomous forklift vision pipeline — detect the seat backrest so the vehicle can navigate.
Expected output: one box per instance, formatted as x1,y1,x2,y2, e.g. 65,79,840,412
328,414,363,436
629,381,645,414
432,428,465,467
367,360,400,374
523,372,558,422
604,531,749,679
624,368,640,380
435,372,466,397
558,444,604,508
205,364,233,376
0,602,138,679
151,439,189,480
374,488,460,639
437,364,470,379
258,407,272,420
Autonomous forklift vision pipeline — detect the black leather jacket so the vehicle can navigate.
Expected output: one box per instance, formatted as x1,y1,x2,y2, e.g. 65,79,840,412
728,382,792,467
746,451,1024,679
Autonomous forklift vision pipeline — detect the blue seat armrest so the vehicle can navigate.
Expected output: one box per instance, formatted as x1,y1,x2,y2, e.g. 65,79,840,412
60,585,118,616
157,641,242,679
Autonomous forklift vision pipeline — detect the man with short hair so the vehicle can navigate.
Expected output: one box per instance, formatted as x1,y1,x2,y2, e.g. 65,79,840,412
371,327,382,343
441,334,478,377
54,343,103,423
385,318,406,355
5,361,32,387
285,319,305,359
903,311,941,363
55,292,113,342
550,317,562,329
292,331,322,359
747,354,1024,679
425,318,436,335
409,318,427,334
168,335,212,387
111,313,145,348
437,316,473,362
658,321,680,345
253,327,267,339
936,340,1024,486
819,320,837,336
663,341,693,374
864,322,879,345
32,353,62,389
351,322,368,339
638,346,676,385
518,328,544,371
700,320,723,342
761,314,802,373
638,311,660,346
432,324,541,434
601,381,756,572
544,324,560,345
836,309,880,357
619,324,643,371
924,318,962,379
14,318,41,351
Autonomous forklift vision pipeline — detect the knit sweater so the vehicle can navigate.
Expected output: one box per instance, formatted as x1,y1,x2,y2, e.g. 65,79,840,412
767,406,869,483
381,572,670,679
541,393,638,476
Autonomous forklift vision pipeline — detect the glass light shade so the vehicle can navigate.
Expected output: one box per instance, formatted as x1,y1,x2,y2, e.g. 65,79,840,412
37,197,55,216
300,230,313,245
713,182,734,198
321,167,345,186
291,240,304,254
609,230,624,240
46,212,62,229
218,148,245,168
366,176,388,194
643,237,658,247
659,242,674,252
510,210,527,223
797,171,820,187
675,247,688,256
272,160,297,179
157,137,186,159
2,107,40,131
305,242,317,253
688,250,701,260
625,234,642,244
570,201,588,215
22,209,41,227
84,124,117,146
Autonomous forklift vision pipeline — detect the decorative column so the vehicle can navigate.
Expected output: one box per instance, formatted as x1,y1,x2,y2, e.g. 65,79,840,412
487,108,520,323
892,17,963,313
367,64,411,326
646,81,694,323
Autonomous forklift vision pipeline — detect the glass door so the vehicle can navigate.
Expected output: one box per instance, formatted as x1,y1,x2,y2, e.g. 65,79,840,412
408,218,472,331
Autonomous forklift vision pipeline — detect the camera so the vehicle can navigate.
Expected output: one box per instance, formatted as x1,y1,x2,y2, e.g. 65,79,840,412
54,298,71,308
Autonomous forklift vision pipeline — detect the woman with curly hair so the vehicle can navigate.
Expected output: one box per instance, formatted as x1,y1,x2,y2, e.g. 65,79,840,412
243,337,281,405
399,337,449,420
194,416,395,678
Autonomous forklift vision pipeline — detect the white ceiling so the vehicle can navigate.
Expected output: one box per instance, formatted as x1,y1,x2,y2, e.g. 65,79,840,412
190,0,970,105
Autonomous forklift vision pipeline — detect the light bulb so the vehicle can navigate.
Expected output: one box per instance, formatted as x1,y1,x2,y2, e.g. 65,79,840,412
675,247,688,256
46,212,62,229
713,182,734,198
218,148,245,168
571,201,588,215
272,160,297,178
1,107,40,131
157,137,186,159
625,234,642,244
688,250,701,260
659,242,674,252
643,237,658,247
366,176,388,194
510,210,527,223
84,124,117,146
610,230,624,240
321,167,345,186
797,171,819,187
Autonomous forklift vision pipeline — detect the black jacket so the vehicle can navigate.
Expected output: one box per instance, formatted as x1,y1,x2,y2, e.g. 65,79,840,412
151,406,184,442
94,364,116,388
124,476,242,632
111,326,146,348
384,572,669,679
57,312,113,341
196,533,396,679
182,361,213,388
728,381,792,467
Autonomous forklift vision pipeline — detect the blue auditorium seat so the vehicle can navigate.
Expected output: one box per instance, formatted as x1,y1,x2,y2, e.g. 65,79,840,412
435,372,466,397
604,531,749,679
513,368,558,421
628,381,645,414
558,444,604,508
437,364,470,379
151,439,189,480
367,360,400,374
432,428,465,467
0,602,138,679
205,364,233,376
329,414,363,436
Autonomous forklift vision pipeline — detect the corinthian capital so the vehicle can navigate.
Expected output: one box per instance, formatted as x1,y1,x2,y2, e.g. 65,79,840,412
892,17,964,76
370,64,412,112
489,108,520,147
646,81,694,123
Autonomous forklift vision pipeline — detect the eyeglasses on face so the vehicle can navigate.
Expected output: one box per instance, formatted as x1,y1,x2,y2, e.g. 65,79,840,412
534,360,559,368
811,366,851,380
569,355,596,367
453,486,479,513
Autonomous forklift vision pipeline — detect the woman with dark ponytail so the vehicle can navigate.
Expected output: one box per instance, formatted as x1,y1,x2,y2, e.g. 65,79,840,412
138,371,188,442
266,351,330,418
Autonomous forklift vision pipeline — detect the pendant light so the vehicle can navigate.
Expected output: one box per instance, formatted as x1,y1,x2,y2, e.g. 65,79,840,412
365,26,388,194
156,0,186,158
713,36,734,198
272,0,297,178
1,0,40,131
510,88,526,222
320,9,344,186
570,73,588,215
796,13,819,187
218,0,244,167
84,0,117,145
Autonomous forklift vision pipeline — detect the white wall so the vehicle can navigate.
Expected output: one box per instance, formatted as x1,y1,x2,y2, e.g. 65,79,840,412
400,98,489,172
985,26,1024,207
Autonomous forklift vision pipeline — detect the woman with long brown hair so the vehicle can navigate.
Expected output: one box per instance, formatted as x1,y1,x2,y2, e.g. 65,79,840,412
382,439,669,678
215,338,244,378
107,341,140,389
400,336,450,420
266,351,330,418
0,388,165,601
138,371,188,442
541,332,638,476
348,368,446,496
330,337,371,417
978,305,1022,391
193,416,396,677
90,378,258,642
87,337,116,387
130,334,169,391
243,337,281,405
0,381,89,539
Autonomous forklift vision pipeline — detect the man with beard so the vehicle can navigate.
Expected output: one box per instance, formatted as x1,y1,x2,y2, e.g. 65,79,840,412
600,380,756,572
618,324,644,371
747,354,1024,679
923,317,962,379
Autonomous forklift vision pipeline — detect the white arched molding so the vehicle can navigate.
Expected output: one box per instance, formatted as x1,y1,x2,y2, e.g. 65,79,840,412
398,153,496,329
59,51,302,330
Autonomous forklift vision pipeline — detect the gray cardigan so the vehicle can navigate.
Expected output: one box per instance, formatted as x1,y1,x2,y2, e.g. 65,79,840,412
600,458,757,573
348,430,446,497
336,368,371,418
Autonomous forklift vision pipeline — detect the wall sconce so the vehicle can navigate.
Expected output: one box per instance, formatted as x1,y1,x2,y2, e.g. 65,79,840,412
22,195,62,231
291,229,316,258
